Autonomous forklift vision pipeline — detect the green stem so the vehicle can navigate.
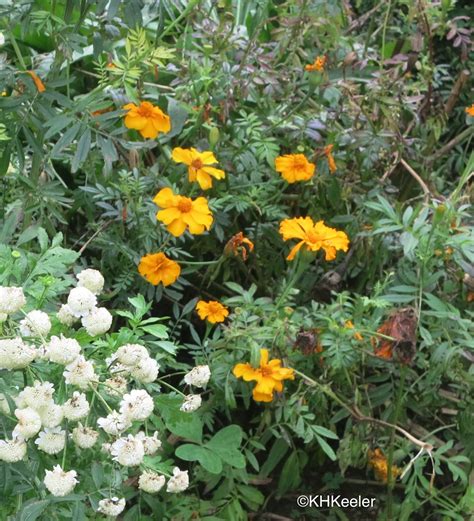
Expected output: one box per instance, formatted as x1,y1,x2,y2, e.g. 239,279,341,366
8,32,27,70
156,378,186,397
386,366,407,520
89,385,113,413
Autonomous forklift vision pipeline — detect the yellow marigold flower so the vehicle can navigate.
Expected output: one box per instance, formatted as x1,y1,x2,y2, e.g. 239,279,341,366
224,232,254,261
138,252,180,286
279,217,349,261
305,55,327,72
196,300,229,323
153,187,213,237
172,147,225,190
123,101,171,139
26,71,46,93
345,320,363,341
233,349,295,403
368,448,401,483
275,154,315,183
324,144,337,174
465,104,474,117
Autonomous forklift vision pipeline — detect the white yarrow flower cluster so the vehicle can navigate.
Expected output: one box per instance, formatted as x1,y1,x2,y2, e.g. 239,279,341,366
35,427,66,454
166,467,189,493
72,423,99,449
119,389,154,421
12,407,42,439
180,394,202,413
0,286,26,315
62,391,90,421
76,269,104,295
136,431,162,455
19,310,51,338
45,335,81,365
139,471,166,493
184,365,211,388
97,410,131,436
57,304,79,326
0,338,36,370
110,434,145,466
44,465,78,497
82,307,112,336
0,438,27,462
97,497,126,517
112,343,159,384
63,355,97,389
67,287,97,318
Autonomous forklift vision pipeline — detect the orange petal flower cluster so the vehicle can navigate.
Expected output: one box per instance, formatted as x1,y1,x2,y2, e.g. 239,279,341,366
279,217,349,261
123,101,171,139
153,187,213,237
368,448,401,483
224,232,254,261
233,349,295,402
324,144,337,173
172,147,225,190
26,71,46,93
274,154,315,183
196,300,229,323
305,56,327,72
345,320,363,341
138,252,180,286
465,104,474,117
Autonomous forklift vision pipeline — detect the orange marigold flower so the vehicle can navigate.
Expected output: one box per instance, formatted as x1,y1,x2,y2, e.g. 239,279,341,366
368,448,401,483
153,187,213,237
138,252,181,286
324,144,337,173
345,320,363,341
275,154,316,183
467,291,474,303
196,300,229,324
233,349,295,403
172,147,225,190
123,101,171,139
305,55,327,72
279,217,350,261
224,232,254,261
26,71,46,93
465,104,474,117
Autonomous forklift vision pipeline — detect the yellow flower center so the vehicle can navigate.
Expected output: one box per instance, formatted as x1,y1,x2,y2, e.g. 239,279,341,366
191,159,203,169
137,104,154,117
306,231,321,244
259,366,273,378
177,197,193,213
292,158,308,171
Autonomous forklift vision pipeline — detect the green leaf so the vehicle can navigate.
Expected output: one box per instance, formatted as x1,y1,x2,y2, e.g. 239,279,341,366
175,444,222,474
316,435,337,461
19,500,50,521
311,425,338,440
155,395,203,443
140,324,168,339
51,122,81,157
72,128,91,172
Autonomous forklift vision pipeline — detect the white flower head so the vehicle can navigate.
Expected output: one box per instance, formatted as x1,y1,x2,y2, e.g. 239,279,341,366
38,402,64,428
97,497,126,517
138,471,166,494
115,343,149,366
131,357,159,383
110,434,145,466
76,268,104,295
35,427,66,454
119,389,154,421
0,438,27,462
67,287,97,318
0,286,26,315
44,465,78,497
0,312,8,323
166,467,189,493
0,337,36,370
184,365,211,388
105,354,131,376
97,410,131,436
63,355,97,389
19,310,52,338
45,335,81,365
12,407,42,439
72,423,99,449
104,375,128,397
63,391,90,421
0,33,5,47
57,304,79,326
135,431,162,455
180,394,202,413
17,381,55,410
81,307,112,336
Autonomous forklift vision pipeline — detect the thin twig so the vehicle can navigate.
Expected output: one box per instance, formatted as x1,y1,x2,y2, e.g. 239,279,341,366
399,158,431,201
